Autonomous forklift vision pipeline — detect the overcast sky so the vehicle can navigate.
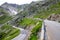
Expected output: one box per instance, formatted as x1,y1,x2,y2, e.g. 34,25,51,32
0,0,43,5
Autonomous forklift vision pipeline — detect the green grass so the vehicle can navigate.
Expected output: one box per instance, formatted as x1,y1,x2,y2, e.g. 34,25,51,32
19,18,33,26
29,21,42,40
34,13,50,19
2,29,20,40
0,24,20,40
18,18,37,28
0,15,12,24
29,34,37,40
31,21,42,33
0,8,12,24
50,2,60,14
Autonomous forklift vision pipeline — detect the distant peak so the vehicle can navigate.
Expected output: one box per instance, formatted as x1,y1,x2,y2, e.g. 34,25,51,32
4,2,8,4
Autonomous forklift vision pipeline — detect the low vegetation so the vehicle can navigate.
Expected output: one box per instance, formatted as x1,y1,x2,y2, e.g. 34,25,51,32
0,8,12,24
17,18,38,28
0,15,12,24
29,21,42,40
0,24,20,40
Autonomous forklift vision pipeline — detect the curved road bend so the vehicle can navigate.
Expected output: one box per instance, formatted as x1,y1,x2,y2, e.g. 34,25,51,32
12,26,29,40
44,20,60,40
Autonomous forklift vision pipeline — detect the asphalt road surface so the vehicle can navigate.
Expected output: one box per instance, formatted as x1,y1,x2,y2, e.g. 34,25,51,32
12,26,29,40
44,20,60,40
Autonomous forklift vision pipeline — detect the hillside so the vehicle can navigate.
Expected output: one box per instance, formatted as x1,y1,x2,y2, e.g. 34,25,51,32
0,7,12,24
0,0,60,23
18,0,60,19
0,0,60,40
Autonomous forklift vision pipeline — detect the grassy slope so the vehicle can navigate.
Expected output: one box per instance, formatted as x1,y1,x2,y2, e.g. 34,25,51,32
0,8,12,24
0,24,20,40
29,21,42,40
18,18,37,28
0,15,12,24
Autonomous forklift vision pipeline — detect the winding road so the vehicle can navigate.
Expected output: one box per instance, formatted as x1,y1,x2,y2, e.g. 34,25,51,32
44,20,60,40
12,26,29,40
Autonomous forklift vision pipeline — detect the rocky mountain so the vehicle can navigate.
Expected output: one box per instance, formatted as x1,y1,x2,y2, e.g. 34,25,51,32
0,0,60,18
27,0,59,13
48,14,60,22
1,2,18,15
23,0,60,17
21,0,56,16
1,2,29,16
0,0,52,16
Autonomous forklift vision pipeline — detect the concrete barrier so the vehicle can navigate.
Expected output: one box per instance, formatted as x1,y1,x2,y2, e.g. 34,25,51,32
40,21,45,40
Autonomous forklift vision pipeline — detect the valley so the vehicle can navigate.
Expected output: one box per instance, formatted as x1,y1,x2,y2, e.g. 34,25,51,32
0,0,60,40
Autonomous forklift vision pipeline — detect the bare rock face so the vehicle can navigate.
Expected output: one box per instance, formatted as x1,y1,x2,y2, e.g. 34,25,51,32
47,14,60,22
